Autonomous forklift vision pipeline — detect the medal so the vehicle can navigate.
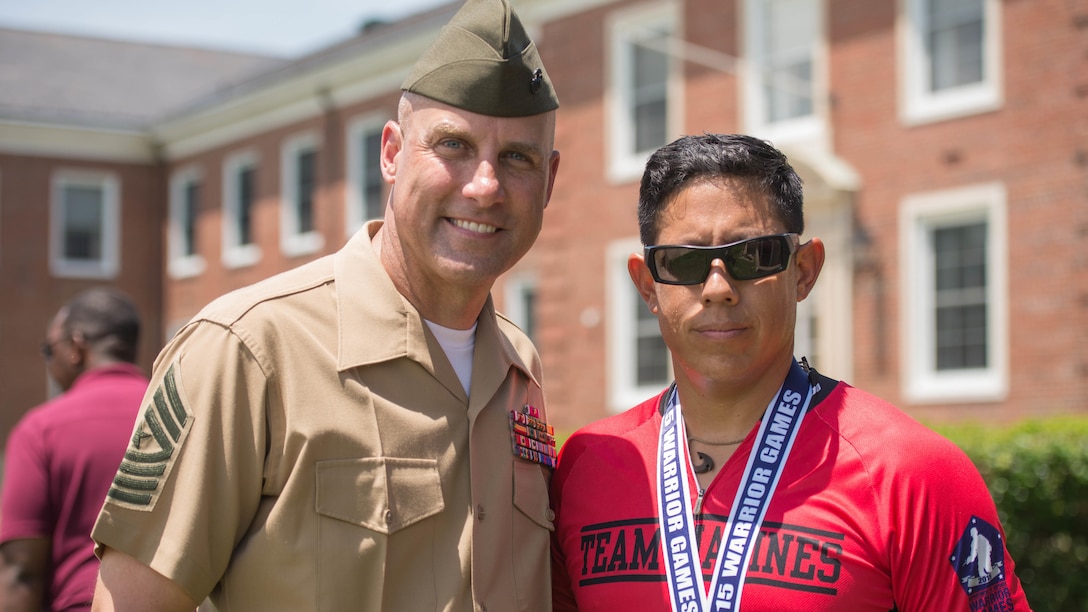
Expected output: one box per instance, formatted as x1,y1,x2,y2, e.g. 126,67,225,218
656,360,814,611
509,404,557,468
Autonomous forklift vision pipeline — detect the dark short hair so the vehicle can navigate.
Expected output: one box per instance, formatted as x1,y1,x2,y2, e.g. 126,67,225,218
61,287,141,363
637,133,804,246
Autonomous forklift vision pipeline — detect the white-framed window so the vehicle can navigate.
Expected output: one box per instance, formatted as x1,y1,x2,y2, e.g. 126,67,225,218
49,170,120,279
280,132,324,257
167,166,206,279
503,274,538,342
899,182,1007,403
607,2,680,183
742,0,824,142
222,150,261,269
346,114,388,238
899,0,1002,125
607,239,671,412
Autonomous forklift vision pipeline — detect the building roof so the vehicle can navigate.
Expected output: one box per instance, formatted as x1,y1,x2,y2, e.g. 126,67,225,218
152,4,458,125
0,27,289,130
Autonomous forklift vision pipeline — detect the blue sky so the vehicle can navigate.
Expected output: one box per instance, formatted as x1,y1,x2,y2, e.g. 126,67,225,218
0,0,450,57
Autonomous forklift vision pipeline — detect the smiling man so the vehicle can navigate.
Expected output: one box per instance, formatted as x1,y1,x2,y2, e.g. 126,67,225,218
90,1,561,609
550,134,1030,612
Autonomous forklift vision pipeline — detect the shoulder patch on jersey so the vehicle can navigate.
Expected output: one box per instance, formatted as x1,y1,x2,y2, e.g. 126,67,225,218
949,515,1014,611
106,363,194,510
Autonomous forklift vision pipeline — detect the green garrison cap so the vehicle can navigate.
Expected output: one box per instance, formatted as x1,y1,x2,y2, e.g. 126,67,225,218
401,0,559,117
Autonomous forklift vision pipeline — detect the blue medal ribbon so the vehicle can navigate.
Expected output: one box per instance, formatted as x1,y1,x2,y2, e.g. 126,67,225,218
656,360,813,611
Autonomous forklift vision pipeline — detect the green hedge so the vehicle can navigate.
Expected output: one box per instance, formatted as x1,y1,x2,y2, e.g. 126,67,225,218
933,417,1088,612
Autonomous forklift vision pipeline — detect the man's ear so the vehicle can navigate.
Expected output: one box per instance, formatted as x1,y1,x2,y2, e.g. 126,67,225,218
543,150,560,209
379,120,402,184
628,252,659,315
794,237,825,302
68,331,89,366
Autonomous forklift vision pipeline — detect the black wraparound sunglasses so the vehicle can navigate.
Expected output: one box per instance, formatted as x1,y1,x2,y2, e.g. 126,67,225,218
645,233,800,285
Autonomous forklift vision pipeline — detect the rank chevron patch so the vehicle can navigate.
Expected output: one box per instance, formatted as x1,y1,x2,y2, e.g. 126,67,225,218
107,363,193,509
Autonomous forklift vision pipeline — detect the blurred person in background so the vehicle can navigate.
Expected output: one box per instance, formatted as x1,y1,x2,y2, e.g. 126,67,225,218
0,287,146,611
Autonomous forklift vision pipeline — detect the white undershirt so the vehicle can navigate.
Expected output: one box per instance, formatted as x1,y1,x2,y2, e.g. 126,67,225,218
424,320,477,396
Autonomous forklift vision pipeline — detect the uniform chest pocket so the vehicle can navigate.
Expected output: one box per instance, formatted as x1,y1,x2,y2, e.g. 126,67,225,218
315,457,445,534
512,460,554,530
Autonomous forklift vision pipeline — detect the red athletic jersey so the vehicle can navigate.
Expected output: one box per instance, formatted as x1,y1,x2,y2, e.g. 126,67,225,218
551,377,1031,611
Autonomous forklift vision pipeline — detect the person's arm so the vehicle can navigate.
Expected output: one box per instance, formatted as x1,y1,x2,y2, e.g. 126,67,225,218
884,428,1032,611
91,548,197,612
0,537,49,612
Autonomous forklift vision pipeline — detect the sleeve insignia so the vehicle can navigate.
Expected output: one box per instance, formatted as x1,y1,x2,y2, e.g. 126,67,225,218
949,515,1014,611
106,363,194,510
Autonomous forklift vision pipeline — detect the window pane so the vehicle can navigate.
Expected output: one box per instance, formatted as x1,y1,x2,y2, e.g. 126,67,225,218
63,185,103,261
763,0,816,122
928,0,984,91
634,98,667,152
935,223,986,291
521,286,536,341
636,335,669,385
634,287,669,385
363,130,384,221
297,149,316,234
936,303,987,369
631,34,669,153
933,222,988,370
765,61,813,122
183,181,199,257
238,166,254,245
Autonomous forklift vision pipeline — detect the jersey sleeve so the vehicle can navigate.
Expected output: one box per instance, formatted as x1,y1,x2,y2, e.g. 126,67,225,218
0,414,51,542
551,427,604,612
91,320,269,602
882,428,1032,611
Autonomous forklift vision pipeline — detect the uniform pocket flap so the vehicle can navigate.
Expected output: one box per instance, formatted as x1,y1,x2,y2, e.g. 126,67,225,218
512,460,554,531
316,457,445,534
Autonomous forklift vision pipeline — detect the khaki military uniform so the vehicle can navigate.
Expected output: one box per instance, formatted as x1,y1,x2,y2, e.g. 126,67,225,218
93,221,554,611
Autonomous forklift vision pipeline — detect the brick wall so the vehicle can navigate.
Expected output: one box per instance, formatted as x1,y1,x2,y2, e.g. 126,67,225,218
0,153,163,432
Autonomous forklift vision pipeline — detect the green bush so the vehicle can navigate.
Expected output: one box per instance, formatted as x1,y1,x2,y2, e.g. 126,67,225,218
933,417,1088,612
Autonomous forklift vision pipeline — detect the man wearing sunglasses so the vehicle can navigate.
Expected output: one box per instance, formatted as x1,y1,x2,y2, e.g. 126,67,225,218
0,287,146,610
550,134,1031,611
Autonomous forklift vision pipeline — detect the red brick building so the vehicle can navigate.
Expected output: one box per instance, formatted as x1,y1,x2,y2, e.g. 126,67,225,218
1,0,1085,445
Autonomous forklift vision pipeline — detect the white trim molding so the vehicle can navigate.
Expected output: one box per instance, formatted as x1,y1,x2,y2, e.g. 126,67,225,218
606,1,682,184
741,0,829,148
167,165,207,279
280,131,324,257
898,0,1003,125
49,169,121,279
345,113,390,238
221,149,262,269
607,237,671,412
899,182,1008,403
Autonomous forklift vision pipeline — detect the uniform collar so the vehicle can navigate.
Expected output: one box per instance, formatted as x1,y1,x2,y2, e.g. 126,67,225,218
333,221,537,402
69,362,146,390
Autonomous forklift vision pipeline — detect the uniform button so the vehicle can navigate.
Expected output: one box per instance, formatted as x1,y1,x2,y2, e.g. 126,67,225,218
476,505,486,520
545,509,555,521
384,509,392,524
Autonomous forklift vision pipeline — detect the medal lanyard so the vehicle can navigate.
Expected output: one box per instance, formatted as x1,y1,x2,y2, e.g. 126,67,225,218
655,360,813,612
